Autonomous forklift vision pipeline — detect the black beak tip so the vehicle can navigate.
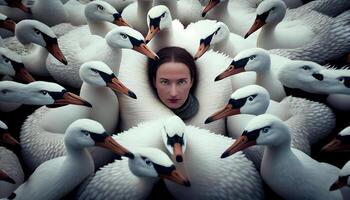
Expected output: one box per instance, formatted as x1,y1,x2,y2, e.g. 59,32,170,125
204,117,213,124
244,34,249,39
128,91,137,99
184,180,191,187
145,39,150,44
62,59,68,65
84,101,93,108
126,152,135,159
4,177,16,184
220,151,229,159
214,75,221,82
329,184,338,191
176,155,183,163
202,12,206,17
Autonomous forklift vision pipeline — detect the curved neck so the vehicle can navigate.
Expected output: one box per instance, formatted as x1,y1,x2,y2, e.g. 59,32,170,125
23,44,50,76
137,0,153,16
87,20,113,37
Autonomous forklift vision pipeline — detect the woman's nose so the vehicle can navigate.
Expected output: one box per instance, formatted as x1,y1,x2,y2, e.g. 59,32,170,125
169,84,178,96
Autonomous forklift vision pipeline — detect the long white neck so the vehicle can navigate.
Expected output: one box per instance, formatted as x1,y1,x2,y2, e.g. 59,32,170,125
256,68,286,101
32,0,68,26
22,44,50,76
87,20,115,37
138,0,153,17
257,23,278,49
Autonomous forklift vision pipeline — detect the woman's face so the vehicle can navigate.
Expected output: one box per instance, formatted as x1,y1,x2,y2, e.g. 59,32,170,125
154,62,193,109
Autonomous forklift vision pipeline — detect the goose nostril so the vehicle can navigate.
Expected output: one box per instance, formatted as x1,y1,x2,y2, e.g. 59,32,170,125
312,73,323,81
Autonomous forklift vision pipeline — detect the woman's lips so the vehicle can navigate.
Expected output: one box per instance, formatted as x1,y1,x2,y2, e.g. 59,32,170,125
168,99,179,104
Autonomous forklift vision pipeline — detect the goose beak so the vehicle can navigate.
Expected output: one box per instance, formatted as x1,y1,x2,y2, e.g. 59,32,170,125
0,170,15,184
96,136,134,159
194,41,209,60
15,67,35,83
107,77,137,99
221,135,256,158
245,17,265,39
0,18,16,33
202,0,220,17
1,132,20,146
50,92,92,108
205,104,240,124
321,139,348,153
173,143,184,162
160,169,191,187
133,43,159,61
46,39,68,65
215,64,245,81
330,177,348,191
112,13,131,27
145,25,160,44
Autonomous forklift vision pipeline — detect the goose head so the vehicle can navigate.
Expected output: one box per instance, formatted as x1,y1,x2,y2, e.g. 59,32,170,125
278,60,323,93
0,81,25,103
202,0,226,17
0,169,15,184
221,114,290,158
145,5,172,43
215,48,271,81
0,13,16,33
85,1,130,27
245,0,286,39
0,47,35,83
205,85,270,124
194,21,229,59
311,68,350,95
330,161,350,191
161,116,187,163
64,119,134,158
79,61,137,99
0,120,19,146
0,0,31,13
129,147,191,187
322,127,350,153
24,81,92,108
15,20,68,65
105,27,159,60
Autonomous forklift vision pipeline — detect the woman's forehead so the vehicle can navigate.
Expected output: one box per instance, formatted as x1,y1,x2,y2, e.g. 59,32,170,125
156,62,191,78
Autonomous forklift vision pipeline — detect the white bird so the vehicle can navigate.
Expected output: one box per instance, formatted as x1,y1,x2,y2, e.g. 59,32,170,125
322,126,350,153
121,0,154,36
46,25,157,88
102,0,135,12
330,160,350,191
221,114,344,200
0,47,35,83
177,0,204,27
215,48,286,101
205,85,335,167
14,20,67,77
20,61,136,171
190,20,255,59
244,0,332,50
9,119,133,200
0,120,23,198
0,0,31,22
77,116,264,199
0,81,25,112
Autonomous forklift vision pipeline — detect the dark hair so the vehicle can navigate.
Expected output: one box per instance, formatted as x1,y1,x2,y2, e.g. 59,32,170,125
148,46,198,95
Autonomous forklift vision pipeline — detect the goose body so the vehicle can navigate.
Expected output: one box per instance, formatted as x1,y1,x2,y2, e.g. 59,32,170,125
121,0,153,35
11,119,133,200
221,114,343,200
20,61,136,170
77,117,264,199
205,85,335,167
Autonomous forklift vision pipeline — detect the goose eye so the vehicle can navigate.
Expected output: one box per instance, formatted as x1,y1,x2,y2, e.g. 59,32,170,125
261,127,270,133
249,55,256,60
81,130,90,136
1,89,9,94
338,77,344,83
161,12,166,18
97,5,104,11
145,159,152,165
4,58,9,63
247,95,255,101
90,69,99,74
34,29,41,35
40,90,48,95
301,65,311,70
270,7,275,11
120,33,128,39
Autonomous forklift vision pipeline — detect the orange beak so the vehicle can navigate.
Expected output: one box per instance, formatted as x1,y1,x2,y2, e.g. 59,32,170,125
0,170,15,184
133,43,159,60
113,16,131,28
160,169,191,187
221,135,256,158
244,18,265,39
53,92,92,108
322,138,350,153
145,25,160,44
15,67,35,83
1,132,20,146
95,136,134,159
194,41,210,60
46,40,68,65
202,0,220,17
215,65,245,81
0,19,16,33
205,104,240,124
107,77,137,99
173,143,184,163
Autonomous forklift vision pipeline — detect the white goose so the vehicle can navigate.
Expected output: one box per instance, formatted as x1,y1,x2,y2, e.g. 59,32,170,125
177,0,204,26
121,0,153,36
221,114,344,200
215,48,286,101
77,116,264,199
0,81,25,112
20,61,136,171
330,160,350,192
205,85,335,166
77,147,190,200
9,119,133,200
0,120,23,198
102,0,135,12
0,47,35,83
46,25,157,88
14,20,67,77
244,0,331,50
0,0,31,22
191,20,255,59
322,126,350,153
145,5,189,53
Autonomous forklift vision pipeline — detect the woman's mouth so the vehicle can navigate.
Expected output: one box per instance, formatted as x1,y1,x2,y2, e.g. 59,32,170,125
168,99,179,104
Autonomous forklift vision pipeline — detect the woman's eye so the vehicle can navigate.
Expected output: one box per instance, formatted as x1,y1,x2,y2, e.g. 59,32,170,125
160,80,168,85
178,80,187,85
97,5,104,10
40,90,47,95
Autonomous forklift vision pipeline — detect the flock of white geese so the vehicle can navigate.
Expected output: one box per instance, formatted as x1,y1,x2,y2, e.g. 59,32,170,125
0,0,349,199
